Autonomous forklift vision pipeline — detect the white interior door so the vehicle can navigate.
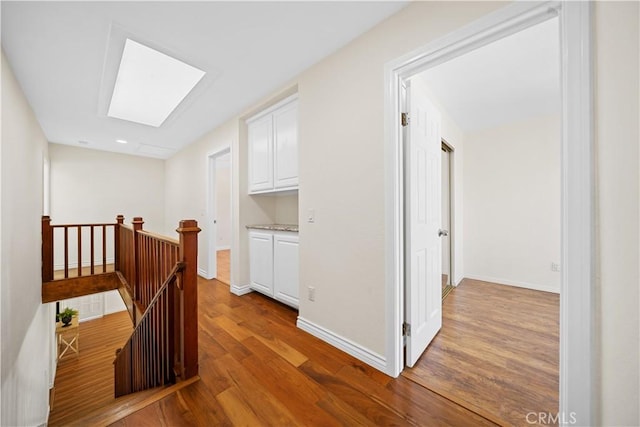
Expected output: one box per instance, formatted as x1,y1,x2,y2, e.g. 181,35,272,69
405,84,443,367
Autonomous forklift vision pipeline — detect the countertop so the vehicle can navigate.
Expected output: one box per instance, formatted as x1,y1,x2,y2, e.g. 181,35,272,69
246,224,299,232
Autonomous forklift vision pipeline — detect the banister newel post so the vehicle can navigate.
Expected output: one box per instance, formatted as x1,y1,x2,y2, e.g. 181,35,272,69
114,215,124,271
42,216,53,283
177,219,200,379
132,217,144,302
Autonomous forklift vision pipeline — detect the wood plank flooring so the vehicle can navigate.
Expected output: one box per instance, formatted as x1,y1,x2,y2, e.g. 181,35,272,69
403,279,559,426
216,249,230,285
49,311,133,426
111,277,496,426
51,277,558,426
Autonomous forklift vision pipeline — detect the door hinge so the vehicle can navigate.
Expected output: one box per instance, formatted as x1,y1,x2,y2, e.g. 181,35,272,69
402,322,411,336
401,112,410,127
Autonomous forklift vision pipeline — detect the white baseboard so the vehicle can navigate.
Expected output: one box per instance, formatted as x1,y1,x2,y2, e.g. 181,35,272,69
198,268,214,280
296,316,387,373
464,274,560,294
216,245,231,251
230,283,253,296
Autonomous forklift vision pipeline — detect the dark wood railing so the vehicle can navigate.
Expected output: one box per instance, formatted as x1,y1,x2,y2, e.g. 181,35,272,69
114,263,181,397
42,215,200,397
113,218,200,396
42,216,117,281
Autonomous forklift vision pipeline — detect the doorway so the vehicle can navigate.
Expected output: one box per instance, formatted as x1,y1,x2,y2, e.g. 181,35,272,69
441,141,453,300
207,147,231,284
385,1,594,424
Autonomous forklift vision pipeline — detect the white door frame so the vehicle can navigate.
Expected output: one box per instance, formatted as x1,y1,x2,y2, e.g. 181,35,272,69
205,146,231,280
384,1,594,425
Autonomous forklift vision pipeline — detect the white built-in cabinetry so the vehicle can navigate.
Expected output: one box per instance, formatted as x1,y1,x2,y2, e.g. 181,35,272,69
247,95,298,194
249,230,299,308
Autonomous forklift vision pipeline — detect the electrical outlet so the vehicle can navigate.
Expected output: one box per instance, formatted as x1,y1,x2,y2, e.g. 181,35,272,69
308,286,315,301
551,263,560,272
307,209,315,223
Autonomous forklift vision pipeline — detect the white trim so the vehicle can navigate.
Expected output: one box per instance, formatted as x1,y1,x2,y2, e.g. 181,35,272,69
230,283,253,296
198,267,213,280
215,245,231,251
384,1,594,425
559,2,595,425
206,146,231,281
245,93,298,124
297,317,387,373
464,275,560,295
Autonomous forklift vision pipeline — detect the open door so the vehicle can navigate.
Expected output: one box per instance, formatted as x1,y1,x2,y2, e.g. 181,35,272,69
405,83,443,367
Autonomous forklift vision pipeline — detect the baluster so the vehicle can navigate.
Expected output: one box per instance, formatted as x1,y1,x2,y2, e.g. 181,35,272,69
64,226,69,278
77,225,82,276
102,225,107,273
90,226,95,275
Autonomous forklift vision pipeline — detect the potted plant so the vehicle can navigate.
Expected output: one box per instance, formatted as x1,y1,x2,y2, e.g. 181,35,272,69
59,307,78,327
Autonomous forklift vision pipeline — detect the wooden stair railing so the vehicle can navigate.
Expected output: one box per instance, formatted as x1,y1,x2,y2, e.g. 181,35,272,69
113,218,200,396
114,262,182,397
42,216,121,302
42,215,201,397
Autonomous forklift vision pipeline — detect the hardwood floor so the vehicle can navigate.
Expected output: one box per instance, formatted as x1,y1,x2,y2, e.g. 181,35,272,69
51,277,558,426
49,311,133,426
402,279,559,426
110,277,495,426
216,249,230,285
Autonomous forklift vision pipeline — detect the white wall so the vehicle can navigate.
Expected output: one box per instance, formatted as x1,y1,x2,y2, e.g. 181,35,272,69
595,2,639,424
162,2,638,423
463,114,561,293
49,143,165,232
164,120,235,279
215,153,231,250
1,50,53,427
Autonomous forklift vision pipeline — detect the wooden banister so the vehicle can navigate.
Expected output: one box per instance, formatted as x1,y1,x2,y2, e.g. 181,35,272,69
41,215,200,397
113,218,200,397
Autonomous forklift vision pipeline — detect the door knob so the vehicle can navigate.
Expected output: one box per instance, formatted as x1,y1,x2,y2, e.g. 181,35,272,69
438,229,449,237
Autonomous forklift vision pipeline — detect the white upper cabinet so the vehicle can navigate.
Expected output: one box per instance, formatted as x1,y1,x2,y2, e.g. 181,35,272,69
248,115,273,193
247,95,298,194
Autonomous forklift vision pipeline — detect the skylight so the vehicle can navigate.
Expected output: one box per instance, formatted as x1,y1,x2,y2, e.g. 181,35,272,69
107,39,206,127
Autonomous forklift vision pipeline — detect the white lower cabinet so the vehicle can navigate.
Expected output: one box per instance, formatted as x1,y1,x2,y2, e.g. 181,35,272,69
249,230,299,308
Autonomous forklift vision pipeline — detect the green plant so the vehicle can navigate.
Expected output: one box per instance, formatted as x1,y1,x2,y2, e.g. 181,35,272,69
59,307,78,325
60,307,78,318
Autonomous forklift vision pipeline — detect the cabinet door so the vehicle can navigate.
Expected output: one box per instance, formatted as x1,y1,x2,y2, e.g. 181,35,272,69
273,101,298,189
273,233,299,308
249,231,274,295
248,115,273,193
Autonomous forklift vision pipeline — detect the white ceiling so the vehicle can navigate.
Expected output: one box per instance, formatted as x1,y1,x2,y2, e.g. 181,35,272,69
415,17,560,133
1,1,408,159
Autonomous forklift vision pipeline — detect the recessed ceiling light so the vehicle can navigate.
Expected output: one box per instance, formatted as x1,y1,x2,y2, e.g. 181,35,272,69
116,139,128,144
107,39,206,127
